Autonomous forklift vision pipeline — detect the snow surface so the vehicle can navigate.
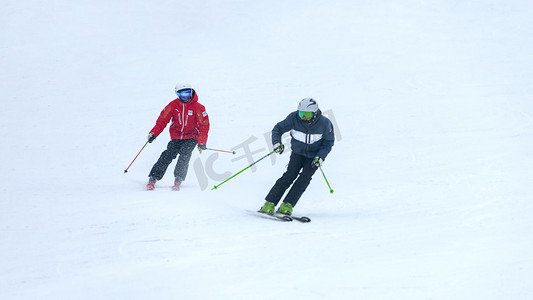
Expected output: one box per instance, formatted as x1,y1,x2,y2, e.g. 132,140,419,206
1,0,533,299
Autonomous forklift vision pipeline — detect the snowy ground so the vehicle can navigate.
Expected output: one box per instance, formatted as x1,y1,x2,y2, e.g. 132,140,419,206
1,1,533,299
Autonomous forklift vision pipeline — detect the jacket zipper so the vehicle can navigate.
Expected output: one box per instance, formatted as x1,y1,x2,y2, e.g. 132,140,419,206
180,103,186,139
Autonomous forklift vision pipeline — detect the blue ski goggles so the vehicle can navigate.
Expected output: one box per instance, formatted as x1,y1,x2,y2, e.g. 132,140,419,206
177,89,193,98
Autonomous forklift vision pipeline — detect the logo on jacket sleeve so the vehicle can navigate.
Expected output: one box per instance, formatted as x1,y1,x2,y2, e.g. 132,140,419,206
202,111,208,117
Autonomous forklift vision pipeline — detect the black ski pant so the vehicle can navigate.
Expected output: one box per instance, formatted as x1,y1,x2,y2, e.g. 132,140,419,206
265,152,318,207
149,139,197,182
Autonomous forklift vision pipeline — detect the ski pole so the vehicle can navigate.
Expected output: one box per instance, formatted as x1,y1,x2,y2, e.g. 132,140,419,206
206,148,236,155
212,150,275,190
124,140,149,173
318,165,334,194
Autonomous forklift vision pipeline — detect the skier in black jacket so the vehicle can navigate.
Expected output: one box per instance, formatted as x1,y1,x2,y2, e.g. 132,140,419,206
260,98,335,215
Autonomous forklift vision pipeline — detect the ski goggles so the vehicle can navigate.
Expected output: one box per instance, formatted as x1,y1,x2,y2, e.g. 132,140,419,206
177,89,193,98
299,111,314,120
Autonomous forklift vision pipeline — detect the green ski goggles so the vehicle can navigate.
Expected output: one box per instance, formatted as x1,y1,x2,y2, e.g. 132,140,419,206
299,111,314,120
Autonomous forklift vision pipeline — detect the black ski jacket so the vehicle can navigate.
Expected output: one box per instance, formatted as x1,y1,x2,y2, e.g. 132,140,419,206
271,110,334,160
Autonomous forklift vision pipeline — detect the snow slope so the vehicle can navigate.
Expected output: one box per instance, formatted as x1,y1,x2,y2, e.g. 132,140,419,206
1,0,532,299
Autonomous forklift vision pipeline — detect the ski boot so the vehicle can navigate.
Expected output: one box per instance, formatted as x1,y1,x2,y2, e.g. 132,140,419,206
276,202,293,216
172,179,181,191
259,201,275,215
146,176,156,190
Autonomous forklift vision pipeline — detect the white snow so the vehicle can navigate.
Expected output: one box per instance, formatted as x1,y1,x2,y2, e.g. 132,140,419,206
1,0,532,299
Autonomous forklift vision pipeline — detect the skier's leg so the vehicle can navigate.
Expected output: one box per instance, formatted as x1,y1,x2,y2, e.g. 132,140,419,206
283,157,318,207
148,140,180,181
173,139,198,182
265,153,305,205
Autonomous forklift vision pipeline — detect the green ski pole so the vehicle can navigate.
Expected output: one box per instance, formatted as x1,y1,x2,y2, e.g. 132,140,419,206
212,150,276,190
318,165,334,194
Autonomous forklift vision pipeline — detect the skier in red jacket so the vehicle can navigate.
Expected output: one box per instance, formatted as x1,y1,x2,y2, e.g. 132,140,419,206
146,82,210,190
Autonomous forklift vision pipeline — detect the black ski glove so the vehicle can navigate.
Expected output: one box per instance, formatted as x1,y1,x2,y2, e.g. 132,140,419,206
147,133,156,143
198,144,207,153
273,143,284,154
312,157,323,168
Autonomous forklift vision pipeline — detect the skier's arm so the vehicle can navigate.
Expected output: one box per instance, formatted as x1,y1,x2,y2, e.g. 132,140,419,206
150,103,173,137
317,120,335,160
271,113,294,145
196,106,210,145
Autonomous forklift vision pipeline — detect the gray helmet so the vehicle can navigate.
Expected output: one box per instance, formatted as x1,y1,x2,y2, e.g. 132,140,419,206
297,98,319,120
298,98,319,112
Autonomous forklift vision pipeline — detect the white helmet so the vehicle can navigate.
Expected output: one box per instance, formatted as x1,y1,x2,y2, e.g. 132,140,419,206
297,98,319,120
175,82,192,93
175,82,195,103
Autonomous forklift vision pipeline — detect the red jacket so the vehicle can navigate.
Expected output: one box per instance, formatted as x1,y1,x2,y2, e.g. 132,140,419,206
150,92,209,145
